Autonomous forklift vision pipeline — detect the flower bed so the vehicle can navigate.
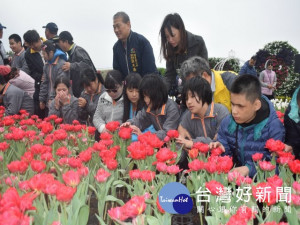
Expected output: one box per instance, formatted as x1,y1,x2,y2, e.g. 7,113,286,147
0,107,299,225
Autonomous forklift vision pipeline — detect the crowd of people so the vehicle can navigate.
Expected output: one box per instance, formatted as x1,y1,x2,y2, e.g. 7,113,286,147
0,11,299,178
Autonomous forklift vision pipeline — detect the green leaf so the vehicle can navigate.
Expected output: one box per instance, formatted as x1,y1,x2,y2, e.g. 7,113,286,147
77,205,89,225
95,214,107,225
105,195,125,206
146,215,160,225
205,216,218,225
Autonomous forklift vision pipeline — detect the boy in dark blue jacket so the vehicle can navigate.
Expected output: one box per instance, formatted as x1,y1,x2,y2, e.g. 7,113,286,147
210,75,285,178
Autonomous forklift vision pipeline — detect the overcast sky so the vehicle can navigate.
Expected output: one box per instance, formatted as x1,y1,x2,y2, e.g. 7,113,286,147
1,0,299,69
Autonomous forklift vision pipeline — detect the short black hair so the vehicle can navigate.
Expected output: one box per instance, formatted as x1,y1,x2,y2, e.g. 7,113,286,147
59,31,74,45
9,34,22,44
23,30,40,45
123,73,143,122
231,74,261,103
104,70,123,89
54,76,71,90
251,55,257,61
139,74,168,110
80,67,104,87
113,11,130,23
41,40,56,54
182,76,212,106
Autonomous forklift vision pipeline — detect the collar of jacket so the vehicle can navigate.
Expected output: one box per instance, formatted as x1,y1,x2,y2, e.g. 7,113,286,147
30,37,46,53
67,43,76,55
119,31,133,47
227,96,272,140
146,103,166,116
191,102,215,119
1,82,10,95
15,47,25,56
102,92,123,103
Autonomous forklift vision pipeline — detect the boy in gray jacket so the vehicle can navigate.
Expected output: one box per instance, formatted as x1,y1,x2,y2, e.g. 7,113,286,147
39,40,68,109
176,76,229,147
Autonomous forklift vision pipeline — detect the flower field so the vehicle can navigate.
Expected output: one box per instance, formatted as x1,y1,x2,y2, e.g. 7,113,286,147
0,105,299,225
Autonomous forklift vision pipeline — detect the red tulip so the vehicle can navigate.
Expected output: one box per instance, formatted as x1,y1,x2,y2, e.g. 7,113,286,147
265,139,285,152
288,159,300,174
205,180,224,196
0,141,10,152
118,126,132,140
95,168,111,183
252,153,263,162
63,170,81,187
56,184,76,202
31,160,46,173
259,161,276,171
166,130,179,139
105,121,120,132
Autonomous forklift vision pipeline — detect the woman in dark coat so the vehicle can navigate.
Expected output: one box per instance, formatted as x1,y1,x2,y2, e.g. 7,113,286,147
160,13,208,95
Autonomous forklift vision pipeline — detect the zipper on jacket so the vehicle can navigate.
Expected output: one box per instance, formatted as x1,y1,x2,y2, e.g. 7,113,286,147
124,43,130,74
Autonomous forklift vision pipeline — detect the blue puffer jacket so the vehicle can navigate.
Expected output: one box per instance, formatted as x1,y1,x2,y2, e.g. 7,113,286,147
113,31,157,79
217,96,285,177
239,61,257,76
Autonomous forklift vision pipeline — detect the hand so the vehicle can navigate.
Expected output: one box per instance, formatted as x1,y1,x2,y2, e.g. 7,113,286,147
209,141,225,152
58,91,70,105
284,144,293,153
268,84,273,89
40,102,46,110
78,97,87,108
54,95,61,110
41,74,46,82
231,166,249,177
130,125,142,136
62,62,71,71
178,124,192,140
121,122,131,127
176,136,193,149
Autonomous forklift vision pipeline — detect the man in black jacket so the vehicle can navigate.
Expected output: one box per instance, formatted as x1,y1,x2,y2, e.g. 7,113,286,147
58,31,96,98
23,30,47,118
113,12,157,79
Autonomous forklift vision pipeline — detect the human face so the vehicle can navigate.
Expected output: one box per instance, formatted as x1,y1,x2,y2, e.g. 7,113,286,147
58,40,69,52
9,39,22,53
56,83,69,95
113,17,131,42
29,40,42,52
231,93,261,124
84,78,99,95
42,50,54,62
144,95,152,108
0,29,3,39
249,59,256,67
45,28,51,40
164,26,181,48
186,91,207,116
126,88,139,105
107,84,123,100
267,64,273,70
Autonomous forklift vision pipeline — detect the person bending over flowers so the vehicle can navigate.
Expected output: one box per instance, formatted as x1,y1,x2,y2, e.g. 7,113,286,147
209,75,284,177
122,73,180,141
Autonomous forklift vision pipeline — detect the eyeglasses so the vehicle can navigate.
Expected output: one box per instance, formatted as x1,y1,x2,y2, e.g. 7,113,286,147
106,89,118,93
